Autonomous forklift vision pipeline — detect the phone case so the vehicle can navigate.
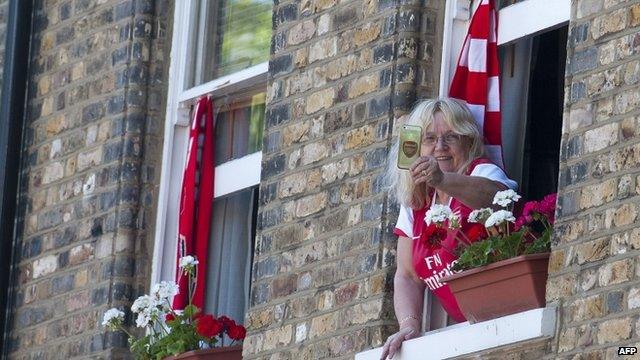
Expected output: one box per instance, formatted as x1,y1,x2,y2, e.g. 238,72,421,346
397,125,422,169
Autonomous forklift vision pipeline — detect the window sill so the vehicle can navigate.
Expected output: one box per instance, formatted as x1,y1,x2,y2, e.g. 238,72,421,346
355,306,556,360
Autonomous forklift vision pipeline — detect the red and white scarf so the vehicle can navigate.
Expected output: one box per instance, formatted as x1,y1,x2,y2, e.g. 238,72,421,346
449,0,503,167
173,97,216,310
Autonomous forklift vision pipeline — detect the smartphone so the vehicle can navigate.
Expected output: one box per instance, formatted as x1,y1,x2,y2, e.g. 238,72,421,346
397,125,422,170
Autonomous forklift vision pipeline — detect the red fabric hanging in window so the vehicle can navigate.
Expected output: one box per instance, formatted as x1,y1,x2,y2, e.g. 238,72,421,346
173,96,215,310
449,0,503,167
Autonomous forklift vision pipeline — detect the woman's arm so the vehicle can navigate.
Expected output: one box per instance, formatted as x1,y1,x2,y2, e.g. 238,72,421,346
436,172,506,209
380,236,425,360
393,236,425,327
410,156,507,209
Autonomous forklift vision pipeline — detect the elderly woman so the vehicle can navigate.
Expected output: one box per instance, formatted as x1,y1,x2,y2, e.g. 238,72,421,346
380,98,517,360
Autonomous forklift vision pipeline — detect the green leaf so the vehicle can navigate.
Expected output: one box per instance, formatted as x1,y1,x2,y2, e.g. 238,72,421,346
167,339,187,356
183,304,199,319
452,226,550,272
524,229,551,254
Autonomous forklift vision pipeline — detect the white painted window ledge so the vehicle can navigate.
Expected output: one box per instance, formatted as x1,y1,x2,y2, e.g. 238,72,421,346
355,307,557,360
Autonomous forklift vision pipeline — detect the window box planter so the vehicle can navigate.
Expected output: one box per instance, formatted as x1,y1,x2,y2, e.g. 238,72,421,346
165,346,242,360
441,252,550,324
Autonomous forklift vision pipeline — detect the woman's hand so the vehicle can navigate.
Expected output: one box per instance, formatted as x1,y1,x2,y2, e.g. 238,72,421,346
410,156,444,187
380,325,420,360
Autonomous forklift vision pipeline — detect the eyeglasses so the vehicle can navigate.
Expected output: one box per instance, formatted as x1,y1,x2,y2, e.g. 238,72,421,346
423,133,463,146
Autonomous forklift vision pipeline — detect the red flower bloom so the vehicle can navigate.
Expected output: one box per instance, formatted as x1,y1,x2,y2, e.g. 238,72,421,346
196,315,224,338
165,313,176,322
465,224,486,243
218,315,235,330
227,324,247,341
422,224,447,250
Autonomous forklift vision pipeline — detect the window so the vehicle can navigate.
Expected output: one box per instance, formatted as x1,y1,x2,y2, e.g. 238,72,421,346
427,0,570,331
188,0,272,86
500,26,567,200
214,90,266,165
152,0,272,328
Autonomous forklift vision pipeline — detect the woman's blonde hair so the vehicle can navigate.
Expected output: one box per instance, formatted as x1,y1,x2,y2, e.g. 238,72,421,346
386,98,486,209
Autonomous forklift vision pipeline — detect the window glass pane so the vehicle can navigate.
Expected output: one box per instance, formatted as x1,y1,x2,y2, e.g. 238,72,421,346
215,110,233,166
232,107,251,159
192,0,272,86
205,187,258,335
248,93,265,154
214,90,265,165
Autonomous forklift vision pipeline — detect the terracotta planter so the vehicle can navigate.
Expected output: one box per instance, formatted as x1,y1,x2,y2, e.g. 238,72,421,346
441,253,550,324
164,345,242,360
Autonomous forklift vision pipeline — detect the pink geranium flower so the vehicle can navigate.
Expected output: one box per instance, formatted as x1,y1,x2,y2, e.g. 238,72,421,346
538,193,557,224
515,200,539,230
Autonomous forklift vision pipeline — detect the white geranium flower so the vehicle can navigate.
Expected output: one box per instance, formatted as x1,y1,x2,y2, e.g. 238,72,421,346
492,190,522,207
131,295,156,314
151,281,179,302
102,308,124,329
135,312,151,328
468,208,494,224
179,255,199,269
485,210,516,228
424,204,454,225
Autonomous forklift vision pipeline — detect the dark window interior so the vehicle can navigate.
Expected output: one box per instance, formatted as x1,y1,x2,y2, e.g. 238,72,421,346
521,26,568,200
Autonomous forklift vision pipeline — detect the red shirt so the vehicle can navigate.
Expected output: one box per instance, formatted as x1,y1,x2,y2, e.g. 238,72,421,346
393,158,504,322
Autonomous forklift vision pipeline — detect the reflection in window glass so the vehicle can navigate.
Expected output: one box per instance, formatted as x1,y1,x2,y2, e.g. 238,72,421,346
497,0,526,9
214,91,265,165
192,0,272,86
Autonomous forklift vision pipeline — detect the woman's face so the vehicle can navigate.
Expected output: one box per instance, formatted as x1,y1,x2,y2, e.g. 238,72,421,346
420,111,470,173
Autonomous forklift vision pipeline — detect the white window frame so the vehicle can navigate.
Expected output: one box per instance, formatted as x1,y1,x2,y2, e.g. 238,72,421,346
151,0,268,286
427,0,570,331
356,307,557,360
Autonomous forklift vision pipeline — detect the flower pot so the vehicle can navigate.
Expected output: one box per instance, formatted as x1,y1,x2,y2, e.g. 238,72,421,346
441,253,550,324
164,345,243,360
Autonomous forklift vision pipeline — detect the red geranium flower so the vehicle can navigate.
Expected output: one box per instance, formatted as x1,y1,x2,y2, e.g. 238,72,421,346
227,324,247,341
196,315,224,338
422,224,447,250
217,315,235,330
465,223,486,243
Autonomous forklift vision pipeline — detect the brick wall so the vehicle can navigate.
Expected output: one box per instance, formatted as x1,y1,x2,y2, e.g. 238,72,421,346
246,1,443,358
6,0,171,358
548,0,640,358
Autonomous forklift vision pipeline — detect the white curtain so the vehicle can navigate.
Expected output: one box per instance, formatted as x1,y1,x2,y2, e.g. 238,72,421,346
205,187,255,330
499,37,532,187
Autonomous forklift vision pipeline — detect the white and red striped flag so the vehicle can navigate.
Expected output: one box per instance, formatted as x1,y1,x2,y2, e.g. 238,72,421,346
449,0,503,168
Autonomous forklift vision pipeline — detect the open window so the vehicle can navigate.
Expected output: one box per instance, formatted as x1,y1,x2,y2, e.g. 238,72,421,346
426,0,569,331
152,0,272,334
